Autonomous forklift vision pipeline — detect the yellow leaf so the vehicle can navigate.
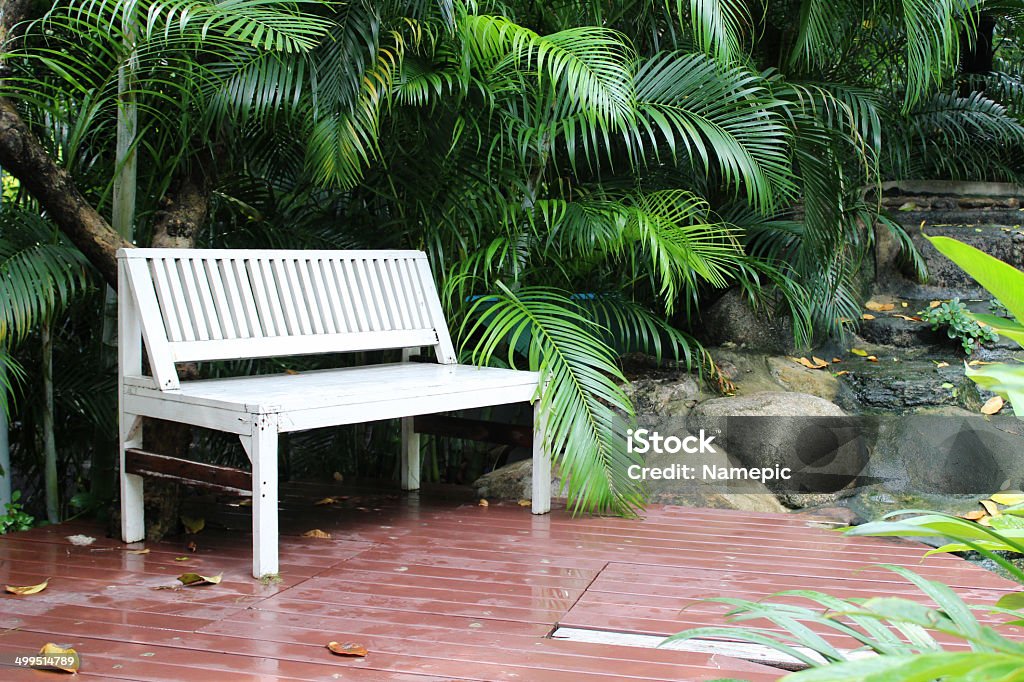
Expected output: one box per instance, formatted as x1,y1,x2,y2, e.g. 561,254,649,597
811,356,829,367
478,499,489,507
865,301,895,312
181,516,205,534
834,370,850,377
991,492,1024,506
963,510,987,521
850,348,868,356
177,572,222,587
861,314,876,320
314,497,339,506
981,396,1005,415
792,356,828,369
866,356,879,362
327,641,368,657
935,361,949,368
979,516,993,526
284,369,300,375
832,358,842,363
981,499,1003,517
127,548,150,555
901,302,908,308
303,529,331,539
39,643,79,673
4,579,48,595
517,500,531,507
929,300,941,308
174,557,190,562
238,498,252,506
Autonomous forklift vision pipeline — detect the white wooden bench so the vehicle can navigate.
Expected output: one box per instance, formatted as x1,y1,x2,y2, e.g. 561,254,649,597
117,248,549,577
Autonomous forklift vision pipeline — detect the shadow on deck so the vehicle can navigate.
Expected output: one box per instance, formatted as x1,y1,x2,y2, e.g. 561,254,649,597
1,482,1021,681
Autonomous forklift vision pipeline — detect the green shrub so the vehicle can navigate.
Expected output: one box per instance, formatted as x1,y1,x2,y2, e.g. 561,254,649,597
0,490,34,534
918,298,998,353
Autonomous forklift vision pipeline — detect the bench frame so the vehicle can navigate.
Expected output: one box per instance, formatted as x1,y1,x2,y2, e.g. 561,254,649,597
117,249,550,577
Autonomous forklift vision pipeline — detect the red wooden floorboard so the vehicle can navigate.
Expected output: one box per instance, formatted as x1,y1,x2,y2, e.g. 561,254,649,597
2,485,1022,680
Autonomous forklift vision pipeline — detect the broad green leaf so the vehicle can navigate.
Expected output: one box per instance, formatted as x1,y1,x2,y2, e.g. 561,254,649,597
996,592,1024,611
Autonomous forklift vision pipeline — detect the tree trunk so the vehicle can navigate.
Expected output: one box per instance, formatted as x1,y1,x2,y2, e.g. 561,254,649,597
41,320,58,523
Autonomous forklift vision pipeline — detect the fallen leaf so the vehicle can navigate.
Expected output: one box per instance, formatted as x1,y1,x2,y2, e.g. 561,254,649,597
792,356,829,369
980,516,994,526
4,579,48,595
303,529,331,539
177,572,222,587
834,370,850,377
332,471,344,482
969,360,996,366
127,548,150,555
39,643,79,673
865,301,895,312
517,500,531,507
991,492,1024,506
935,361,950,368
981,499,1003,517
866,356,878,362
901,302,908,308
861,314,876,320
892,314,922,322
327,641,368,657
284,369,300,375
174,556,191,562
963,510,987,521
941,382,955,389
929,300,941,308
981,396,1005,415
478,499,489,507
238,498,252,507
181,516,205,534
850,348,868,357
65,535,95,546
832,358,842,363
315,497,340,506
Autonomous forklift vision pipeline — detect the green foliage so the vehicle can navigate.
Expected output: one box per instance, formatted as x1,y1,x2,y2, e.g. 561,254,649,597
918,298,999,353
924,235,1024,413
665,564,1024,681
0,491,35,534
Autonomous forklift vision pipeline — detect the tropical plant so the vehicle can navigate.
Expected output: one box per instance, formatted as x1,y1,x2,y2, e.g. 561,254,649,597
0,490,34,533
919,297,1000,353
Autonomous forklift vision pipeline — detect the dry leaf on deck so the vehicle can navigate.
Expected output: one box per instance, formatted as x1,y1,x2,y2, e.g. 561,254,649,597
315,497,340,506
181,516,205,534
478,499,489,507
127,548,150,555
177,572,222,587
303,529,331,539
4,579,48,595
39,643,79,673
284,369,300,375
518,500,531,507
327,641,368,657
981,499,1003,517
981,396,1005,415
174,556,190,562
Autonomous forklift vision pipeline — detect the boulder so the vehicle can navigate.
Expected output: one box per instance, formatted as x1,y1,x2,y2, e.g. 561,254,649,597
766,356,839,401
699,290,798,354
687,392,863,508
473,458,562,503
865,406,1024,496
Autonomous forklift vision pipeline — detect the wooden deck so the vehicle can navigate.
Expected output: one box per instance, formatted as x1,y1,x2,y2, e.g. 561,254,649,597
1,483,1022,681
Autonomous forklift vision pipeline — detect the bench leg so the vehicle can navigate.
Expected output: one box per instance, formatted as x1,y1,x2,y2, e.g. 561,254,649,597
242,416,279,579
532,402,551,514
401,417,420,491
119,414,145,543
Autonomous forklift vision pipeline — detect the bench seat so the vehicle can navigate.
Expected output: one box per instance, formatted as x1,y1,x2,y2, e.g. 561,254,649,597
123,363,540,425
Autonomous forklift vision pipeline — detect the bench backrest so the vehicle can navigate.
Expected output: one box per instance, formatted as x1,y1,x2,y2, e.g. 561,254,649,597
118,249,456,390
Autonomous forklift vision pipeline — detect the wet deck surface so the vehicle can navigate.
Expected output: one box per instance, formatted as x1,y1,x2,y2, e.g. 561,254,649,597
1,483,1021,680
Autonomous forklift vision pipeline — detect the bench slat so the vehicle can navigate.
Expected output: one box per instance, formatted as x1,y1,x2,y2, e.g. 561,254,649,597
205,259,237,339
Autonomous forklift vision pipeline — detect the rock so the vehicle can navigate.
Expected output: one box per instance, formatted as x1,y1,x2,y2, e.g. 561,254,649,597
857,315,946,348
687,392,861,508
699,290,799,354
473,458,561,503
628,374,703,419
766,356,839,401
709,348,788,396
865,406,1024,496
836,353,968,413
